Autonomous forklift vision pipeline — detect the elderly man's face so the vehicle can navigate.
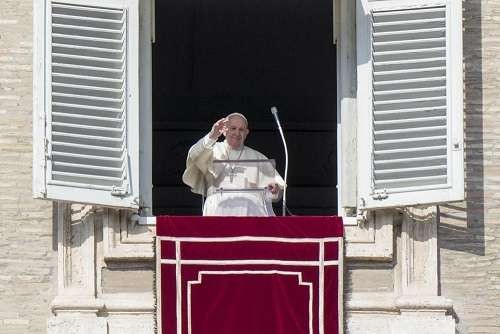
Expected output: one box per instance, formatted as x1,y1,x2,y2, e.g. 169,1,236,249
224,116,249,149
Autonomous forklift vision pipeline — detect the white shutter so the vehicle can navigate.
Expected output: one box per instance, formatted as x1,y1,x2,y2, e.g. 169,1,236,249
357,0,463,209
33,0,144,208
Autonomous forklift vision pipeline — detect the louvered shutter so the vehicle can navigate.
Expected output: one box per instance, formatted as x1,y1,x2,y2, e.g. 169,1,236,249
33,0,144,208
356,0,463,209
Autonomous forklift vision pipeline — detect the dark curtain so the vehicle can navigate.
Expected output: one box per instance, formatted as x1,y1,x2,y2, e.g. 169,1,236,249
153,0,337,215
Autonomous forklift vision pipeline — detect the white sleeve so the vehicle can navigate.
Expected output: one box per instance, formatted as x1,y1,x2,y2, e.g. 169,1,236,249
203,134,217,148
187,133,216,159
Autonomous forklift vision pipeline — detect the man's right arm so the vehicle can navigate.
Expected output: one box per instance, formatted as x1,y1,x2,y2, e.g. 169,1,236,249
187,134,218,160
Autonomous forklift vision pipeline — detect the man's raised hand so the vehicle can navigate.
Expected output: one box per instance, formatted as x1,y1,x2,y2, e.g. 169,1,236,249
209,118,228,140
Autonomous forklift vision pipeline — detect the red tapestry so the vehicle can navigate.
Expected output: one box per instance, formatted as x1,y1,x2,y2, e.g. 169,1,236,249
156,216,344,334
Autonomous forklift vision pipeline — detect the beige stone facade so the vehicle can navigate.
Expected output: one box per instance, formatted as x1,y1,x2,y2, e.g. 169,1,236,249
439,1,500,333
0,0,499,333
0,0,56,333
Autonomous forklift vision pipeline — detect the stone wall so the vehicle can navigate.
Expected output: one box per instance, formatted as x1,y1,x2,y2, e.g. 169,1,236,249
0,0,56,333
439,0,500,333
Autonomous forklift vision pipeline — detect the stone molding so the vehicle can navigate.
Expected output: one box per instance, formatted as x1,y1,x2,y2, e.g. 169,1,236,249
345,206,455,333
52,203,100,316
48,204,155,334
103,208,155,261
347,292,453,313
345,210,394,260
398,206,439,297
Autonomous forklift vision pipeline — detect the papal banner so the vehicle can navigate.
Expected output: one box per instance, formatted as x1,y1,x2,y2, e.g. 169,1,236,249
156,216,344,334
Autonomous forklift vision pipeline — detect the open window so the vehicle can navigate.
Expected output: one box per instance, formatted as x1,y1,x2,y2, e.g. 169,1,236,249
356,0,464,210
33,0,152,209
33,0,464,216
151,0,338,215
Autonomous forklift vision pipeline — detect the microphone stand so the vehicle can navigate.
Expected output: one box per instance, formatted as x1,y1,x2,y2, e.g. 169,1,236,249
271,106,288,216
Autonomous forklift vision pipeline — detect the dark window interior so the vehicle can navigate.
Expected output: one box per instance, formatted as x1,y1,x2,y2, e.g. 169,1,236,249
152,0,337,215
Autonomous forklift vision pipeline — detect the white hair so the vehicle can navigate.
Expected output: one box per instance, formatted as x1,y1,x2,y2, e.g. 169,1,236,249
226,112,248,128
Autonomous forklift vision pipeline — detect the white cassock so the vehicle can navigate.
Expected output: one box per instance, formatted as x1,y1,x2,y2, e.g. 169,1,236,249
182,134,285,216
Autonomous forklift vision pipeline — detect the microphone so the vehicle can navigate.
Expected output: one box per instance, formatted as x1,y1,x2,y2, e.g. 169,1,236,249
270,106,288,216
271,106,279,123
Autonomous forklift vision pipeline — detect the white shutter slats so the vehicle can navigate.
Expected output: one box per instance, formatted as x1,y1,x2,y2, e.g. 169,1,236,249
375,106,446,119
374,145,446,161
51,172,123,187
374,116,447,129
375,164,447,177
52,134,123,149
52,36,123,50
371,5,449,194
52,46,123,62
374,175,447,189
52,151,123,167
52,161,124,177
52,55,124,69
52,64,123,79
375,87,446,101
374,77,446,92
52,93,123,108
371,6,445,22
52,24,125,40
52,111,124,124
52,40,124,54
375,139,446,154
374,97,446,112
374,27,444,37
52,75,123,90
52,103,121,119
374,67,445,82
51,135,123,150
52,3,123,13
52,13,125,29
51,122,124,137
373,38,445,52
49,2,128,191
52,84,124,99
51,144,124,160
375,155,446,169
375,130,447,143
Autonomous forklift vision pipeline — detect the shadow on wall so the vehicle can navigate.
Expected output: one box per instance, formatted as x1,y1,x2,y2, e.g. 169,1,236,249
438,0,484,256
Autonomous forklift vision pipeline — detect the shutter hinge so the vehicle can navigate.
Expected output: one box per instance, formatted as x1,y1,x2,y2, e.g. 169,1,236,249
111,186,128,197
355,199,369,226
371,189,388,200
44,139,51,160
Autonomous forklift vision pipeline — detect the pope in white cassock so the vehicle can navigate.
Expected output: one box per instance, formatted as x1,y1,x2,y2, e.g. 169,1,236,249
182,113,285,216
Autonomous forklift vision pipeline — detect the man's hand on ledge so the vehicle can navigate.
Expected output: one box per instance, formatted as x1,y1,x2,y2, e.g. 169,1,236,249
267,183,280,195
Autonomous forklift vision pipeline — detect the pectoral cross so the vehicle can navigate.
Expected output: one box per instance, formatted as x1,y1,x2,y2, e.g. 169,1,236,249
228,166,237,183
225,146,245,183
